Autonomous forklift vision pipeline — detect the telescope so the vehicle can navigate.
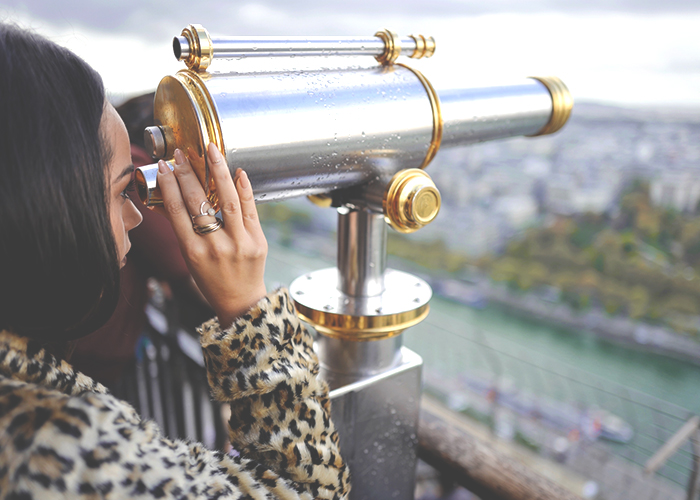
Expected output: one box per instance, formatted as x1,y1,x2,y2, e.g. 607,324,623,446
136,24,572,500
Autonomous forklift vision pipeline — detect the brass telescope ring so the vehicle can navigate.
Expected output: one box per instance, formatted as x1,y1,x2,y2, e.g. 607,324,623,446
374,29,402,65
528,76,573,136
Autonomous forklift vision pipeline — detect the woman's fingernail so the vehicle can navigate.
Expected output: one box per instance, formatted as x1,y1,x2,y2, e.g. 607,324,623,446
238,170,249,188
174,149,185,164
158,160,168,174
208,143,221,162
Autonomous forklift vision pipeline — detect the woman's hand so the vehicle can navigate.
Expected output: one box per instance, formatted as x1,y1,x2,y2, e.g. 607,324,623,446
155,143,267,328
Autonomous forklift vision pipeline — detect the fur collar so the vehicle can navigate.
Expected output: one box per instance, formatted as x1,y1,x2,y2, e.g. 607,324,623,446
0,330,108,396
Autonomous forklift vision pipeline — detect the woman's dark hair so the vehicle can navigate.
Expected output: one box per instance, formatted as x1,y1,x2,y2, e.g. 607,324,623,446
0,24,120,342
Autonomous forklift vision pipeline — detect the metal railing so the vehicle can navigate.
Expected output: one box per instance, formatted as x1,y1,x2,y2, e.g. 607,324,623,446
646,417,700,500
108,303,228,452
405,316,696,499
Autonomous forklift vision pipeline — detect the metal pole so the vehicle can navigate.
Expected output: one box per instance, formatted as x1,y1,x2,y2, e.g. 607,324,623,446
175,35,419,59
173,25,435,70
688,429,700,500
337,208,387,297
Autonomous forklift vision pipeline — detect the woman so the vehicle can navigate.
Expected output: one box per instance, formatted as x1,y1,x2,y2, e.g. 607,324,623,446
70,93,212,384
0,23,350,500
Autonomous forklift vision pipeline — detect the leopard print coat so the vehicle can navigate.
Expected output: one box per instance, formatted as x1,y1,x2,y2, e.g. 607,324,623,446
0,289,350,499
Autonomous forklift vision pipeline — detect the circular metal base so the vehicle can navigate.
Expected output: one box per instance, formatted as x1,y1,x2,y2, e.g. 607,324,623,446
290,267,432,341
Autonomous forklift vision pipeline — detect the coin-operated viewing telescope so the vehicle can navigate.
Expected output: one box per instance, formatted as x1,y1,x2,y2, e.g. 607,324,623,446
136,24,572,500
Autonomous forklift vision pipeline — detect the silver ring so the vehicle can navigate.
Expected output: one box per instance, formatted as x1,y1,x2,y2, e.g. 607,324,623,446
191,200,216,221
193,216,224,235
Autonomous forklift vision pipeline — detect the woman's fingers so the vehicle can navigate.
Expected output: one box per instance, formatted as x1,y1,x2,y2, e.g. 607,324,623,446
206,144,262,238
156,159,198,237
206,143,245,235
156,144,267,326
235,170,263,234
172,149,217,227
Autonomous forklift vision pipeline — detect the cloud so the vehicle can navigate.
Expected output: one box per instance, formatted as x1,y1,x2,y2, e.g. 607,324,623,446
4,0,700,40
2,1,700,106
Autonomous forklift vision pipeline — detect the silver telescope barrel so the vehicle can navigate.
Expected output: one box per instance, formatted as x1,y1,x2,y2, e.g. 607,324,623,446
439,76,571,146
135,66,571,216
174,25,434,71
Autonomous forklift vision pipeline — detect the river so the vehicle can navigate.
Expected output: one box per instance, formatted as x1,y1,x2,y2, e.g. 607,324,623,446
265,239,700,416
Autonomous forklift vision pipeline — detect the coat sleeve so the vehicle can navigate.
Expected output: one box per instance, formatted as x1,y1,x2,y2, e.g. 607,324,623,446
0,378,347,500
0,289,349,500
198,288,350,500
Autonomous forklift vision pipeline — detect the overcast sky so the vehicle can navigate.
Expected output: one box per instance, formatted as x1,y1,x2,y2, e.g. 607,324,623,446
1,0,699,107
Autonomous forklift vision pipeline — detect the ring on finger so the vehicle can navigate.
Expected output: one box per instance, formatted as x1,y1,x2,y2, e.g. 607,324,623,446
191,200,216,221
193,216,224,235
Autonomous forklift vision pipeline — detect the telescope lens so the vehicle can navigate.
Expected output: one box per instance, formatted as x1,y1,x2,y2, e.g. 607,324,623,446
144,126,166,160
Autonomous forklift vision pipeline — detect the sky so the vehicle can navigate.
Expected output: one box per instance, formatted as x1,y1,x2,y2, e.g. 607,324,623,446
1,0,699,107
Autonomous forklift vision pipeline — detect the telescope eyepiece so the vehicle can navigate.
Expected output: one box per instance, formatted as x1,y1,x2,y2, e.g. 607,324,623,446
134,168,149,205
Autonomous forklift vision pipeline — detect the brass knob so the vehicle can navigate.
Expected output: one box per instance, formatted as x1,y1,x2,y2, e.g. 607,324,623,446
383,169,441,233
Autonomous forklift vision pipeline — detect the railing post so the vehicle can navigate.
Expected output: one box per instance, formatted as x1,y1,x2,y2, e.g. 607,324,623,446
645,415,700,500
688,429,700,500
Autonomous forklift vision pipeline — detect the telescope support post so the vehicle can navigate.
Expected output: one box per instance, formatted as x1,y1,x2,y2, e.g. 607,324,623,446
337,208,387,298
292,207,426,500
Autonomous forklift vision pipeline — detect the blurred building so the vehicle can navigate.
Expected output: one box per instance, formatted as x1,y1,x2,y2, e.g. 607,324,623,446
650,172,700,213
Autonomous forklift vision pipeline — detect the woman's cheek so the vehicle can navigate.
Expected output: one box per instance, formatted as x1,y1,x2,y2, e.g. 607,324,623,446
110,205,125,260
